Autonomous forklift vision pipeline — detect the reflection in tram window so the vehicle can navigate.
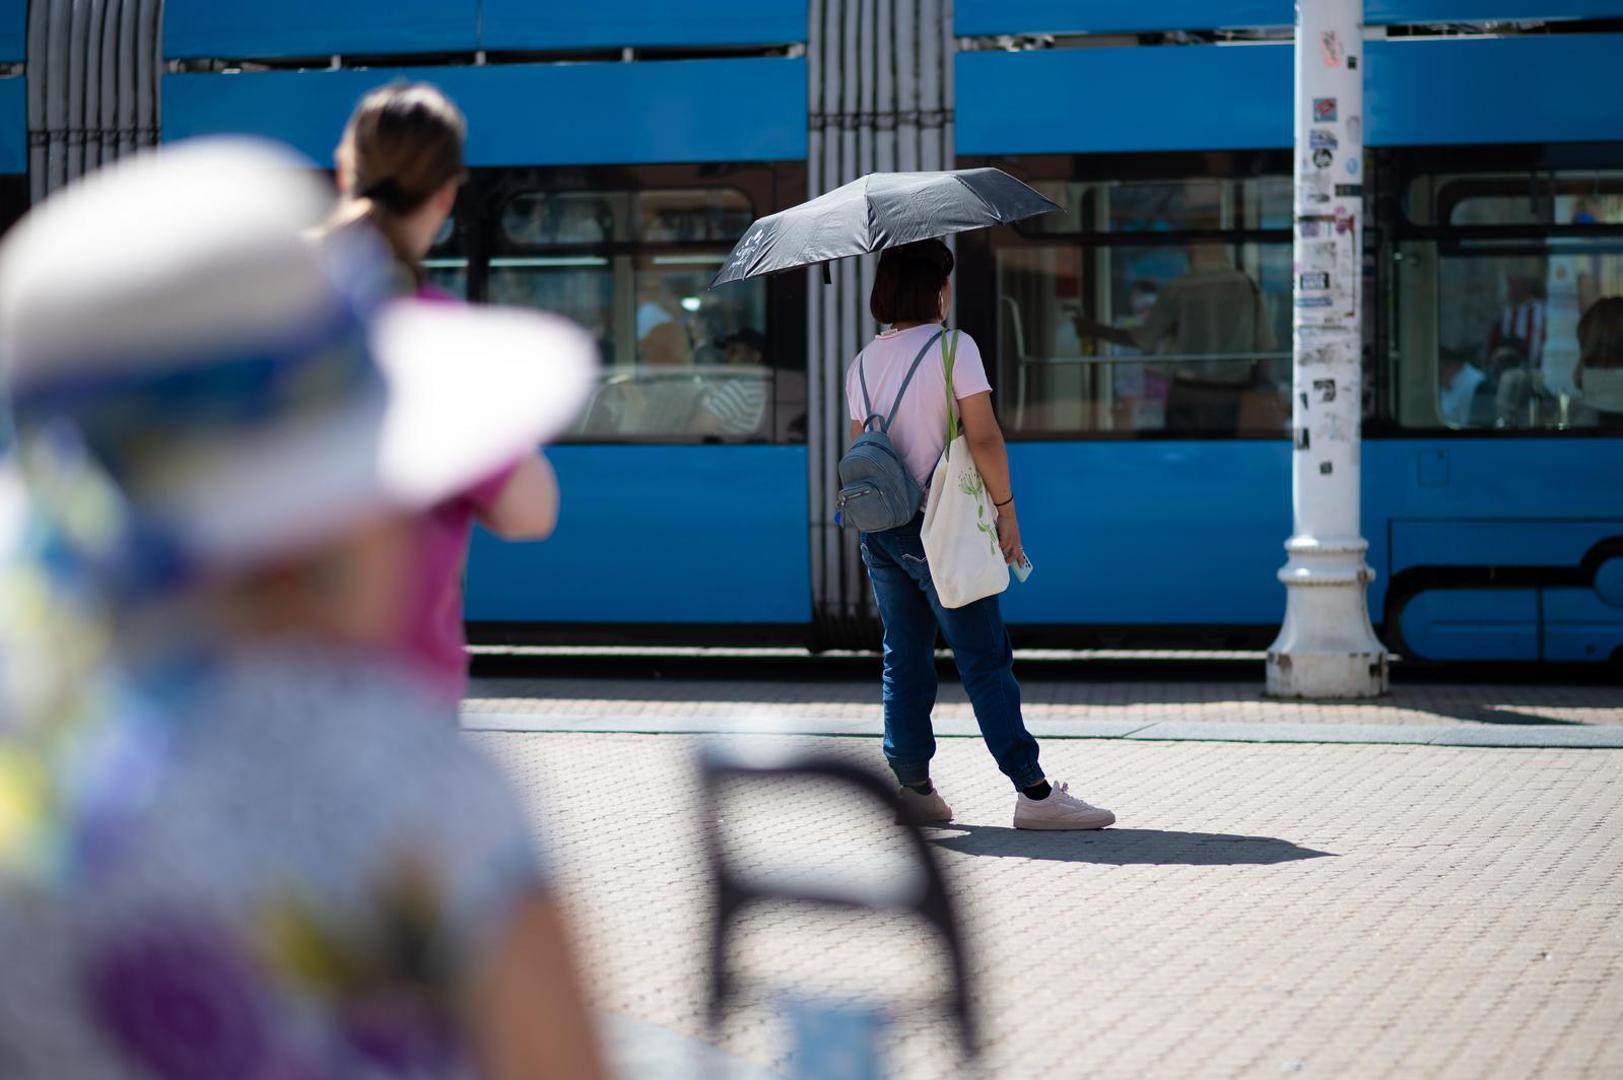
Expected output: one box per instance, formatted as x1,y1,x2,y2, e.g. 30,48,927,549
1396,168,1623,431
988,174,1293,438
491,185,780,442
502,192,627,246
636,188,754,243
488,256,615,360
1023,176,1293,236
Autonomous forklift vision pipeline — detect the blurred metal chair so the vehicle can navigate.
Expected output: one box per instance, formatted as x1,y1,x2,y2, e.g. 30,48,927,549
698,742,978,1068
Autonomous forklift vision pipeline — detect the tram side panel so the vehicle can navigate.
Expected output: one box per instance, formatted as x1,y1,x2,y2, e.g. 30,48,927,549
464,446,812,634
1368,440,1623,664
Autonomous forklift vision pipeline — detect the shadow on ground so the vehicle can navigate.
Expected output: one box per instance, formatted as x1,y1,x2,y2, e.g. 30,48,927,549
927,826,1336,865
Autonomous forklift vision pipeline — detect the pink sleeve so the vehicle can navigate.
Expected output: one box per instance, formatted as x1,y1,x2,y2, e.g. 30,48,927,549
950,332,992,399
846,356,864,424
414,283,457,304
463,459,522,513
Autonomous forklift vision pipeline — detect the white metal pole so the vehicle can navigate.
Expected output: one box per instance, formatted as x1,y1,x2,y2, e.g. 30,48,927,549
1266,0,1389,698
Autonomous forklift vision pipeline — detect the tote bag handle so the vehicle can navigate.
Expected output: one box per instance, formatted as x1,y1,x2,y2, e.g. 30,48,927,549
940,326,962,454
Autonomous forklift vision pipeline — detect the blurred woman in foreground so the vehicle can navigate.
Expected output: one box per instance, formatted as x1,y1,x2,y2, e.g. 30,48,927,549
0,140,606,1078
331,81,563,703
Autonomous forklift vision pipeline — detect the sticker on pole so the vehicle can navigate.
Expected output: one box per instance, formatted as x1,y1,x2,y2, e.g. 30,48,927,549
1313,149,1334,170
1321,31,1344,68
1299,272,1331,291
1310,129,1338,151
1313,97,1337,123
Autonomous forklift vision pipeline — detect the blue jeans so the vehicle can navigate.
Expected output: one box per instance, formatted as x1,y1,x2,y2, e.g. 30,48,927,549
859,514,1044,791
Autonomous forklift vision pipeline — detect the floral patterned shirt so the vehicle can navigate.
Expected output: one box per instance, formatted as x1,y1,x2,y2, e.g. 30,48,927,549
0,648,545,1079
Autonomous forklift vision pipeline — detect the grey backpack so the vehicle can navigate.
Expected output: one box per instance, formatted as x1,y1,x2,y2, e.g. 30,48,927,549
836,328,943,532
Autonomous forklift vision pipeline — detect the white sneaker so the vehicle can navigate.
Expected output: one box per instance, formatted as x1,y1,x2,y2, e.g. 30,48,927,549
896,784,953,824
1013,781,1115,830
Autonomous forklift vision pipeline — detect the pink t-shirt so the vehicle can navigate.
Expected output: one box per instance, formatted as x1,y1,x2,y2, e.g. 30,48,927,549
398,281,512,704
846,325,993,490
401,462,518,704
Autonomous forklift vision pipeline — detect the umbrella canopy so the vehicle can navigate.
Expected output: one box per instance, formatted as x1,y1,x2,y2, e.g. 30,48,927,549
709,168,1059,289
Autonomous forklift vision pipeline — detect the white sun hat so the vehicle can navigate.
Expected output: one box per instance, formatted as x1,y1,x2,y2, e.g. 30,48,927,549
0,138,596,582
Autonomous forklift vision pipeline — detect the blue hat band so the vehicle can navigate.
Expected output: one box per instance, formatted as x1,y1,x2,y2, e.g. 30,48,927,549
10,294,383,493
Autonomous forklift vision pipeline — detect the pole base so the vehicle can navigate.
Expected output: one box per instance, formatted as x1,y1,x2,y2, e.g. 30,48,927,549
1266,536,1390,699
1266,649,1388,699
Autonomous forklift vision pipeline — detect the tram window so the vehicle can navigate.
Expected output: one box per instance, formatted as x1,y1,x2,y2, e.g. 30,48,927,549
503,192,629,245
1394,169,1623,431
1406,170,1623,228
637,189,755,243
422,214,468,298
1021,177,1294,236
492,184,783,443
992,176,1294,438
488,255,616,359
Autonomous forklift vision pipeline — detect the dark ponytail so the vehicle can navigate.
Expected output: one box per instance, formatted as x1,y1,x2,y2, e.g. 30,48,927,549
338,82,467,283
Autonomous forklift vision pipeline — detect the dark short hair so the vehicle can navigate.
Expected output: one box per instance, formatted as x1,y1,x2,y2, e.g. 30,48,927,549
870,239,954,325
1579,296,1623,369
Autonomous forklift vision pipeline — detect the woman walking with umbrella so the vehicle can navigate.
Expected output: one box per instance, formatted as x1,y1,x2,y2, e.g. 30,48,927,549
715,168,1116,828
848,239,1113,829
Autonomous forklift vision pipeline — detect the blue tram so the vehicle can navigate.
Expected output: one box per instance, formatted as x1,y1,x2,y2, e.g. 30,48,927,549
2,0,1622,662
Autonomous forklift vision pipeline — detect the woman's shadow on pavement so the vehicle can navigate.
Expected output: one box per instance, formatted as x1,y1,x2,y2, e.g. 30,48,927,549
926,825,1334,866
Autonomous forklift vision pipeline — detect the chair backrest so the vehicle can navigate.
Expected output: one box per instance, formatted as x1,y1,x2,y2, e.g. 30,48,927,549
698,744,979,1061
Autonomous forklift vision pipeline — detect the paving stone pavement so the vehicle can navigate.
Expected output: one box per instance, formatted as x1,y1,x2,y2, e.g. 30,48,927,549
466,675,1623,727
471,730,1623,1079
465,675,1623,748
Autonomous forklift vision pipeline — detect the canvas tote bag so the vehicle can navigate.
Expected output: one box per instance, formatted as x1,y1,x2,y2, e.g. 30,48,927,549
919,329,1010,609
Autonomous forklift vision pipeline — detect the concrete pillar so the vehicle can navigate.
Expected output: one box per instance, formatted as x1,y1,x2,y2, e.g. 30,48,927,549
1266,0,1389,698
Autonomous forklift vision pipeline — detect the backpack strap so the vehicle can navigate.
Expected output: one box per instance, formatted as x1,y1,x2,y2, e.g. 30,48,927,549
869,328,943,434
857,352,881,431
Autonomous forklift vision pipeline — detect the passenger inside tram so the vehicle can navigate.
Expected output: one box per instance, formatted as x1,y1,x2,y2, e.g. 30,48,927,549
1074,243,1277,433
1576,296,1623,427
1480,292,1623,431
1486,274,1548,373
634,275,693,366
693,328,771,438
1437,346,1493,427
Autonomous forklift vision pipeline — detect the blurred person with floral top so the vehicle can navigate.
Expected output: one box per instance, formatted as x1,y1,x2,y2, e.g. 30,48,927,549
0,139,605,1078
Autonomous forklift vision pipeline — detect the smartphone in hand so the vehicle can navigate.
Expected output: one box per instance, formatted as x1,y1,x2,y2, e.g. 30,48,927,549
1012,552,1033,583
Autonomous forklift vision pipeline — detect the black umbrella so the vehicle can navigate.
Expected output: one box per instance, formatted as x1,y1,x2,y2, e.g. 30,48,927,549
709,168,1059,289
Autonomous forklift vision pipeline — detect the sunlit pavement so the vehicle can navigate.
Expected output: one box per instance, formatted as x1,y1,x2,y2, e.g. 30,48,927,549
467,678,1623,1078
466,674,1623,745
